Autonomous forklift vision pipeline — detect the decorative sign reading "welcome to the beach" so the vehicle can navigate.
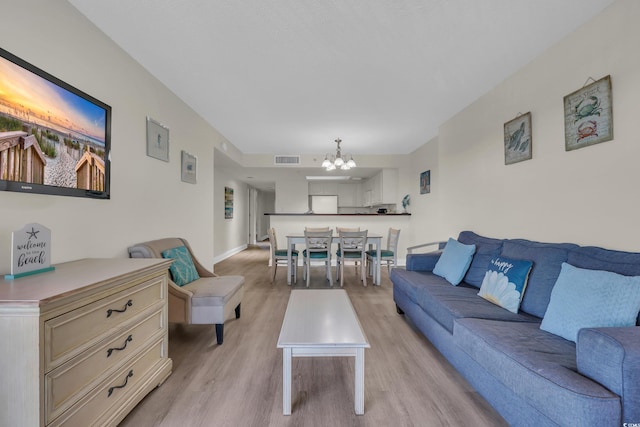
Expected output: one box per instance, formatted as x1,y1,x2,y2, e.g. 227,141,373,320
5,223,55,279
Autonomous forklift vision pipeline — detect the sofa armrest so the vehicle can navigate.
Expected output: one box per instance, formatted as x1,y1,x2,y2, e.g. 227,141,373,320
407,241,447,254
406,252,442,272
577,327,640,423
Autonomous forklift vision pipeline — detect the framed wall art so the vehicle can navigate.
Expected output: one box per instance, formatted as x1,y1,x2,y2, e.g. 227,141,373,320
225,187,234,219
420,170,430,194
181,150,197,184
504,112,532,165
564,75,612,151
146,117,169,161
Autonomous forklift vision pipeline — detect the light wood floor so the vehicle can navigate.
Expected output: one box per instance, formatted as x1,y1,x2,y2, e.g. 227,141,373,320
119,246,508,427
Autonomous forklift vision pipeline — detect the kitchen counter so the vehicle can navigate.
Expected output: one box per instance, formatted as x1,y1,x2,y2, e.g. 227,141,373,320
265,213,411,216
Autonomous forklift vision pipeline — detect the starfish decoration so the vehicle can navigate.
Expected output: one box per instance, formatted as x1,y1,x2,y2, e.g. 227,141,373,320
27,227,40,240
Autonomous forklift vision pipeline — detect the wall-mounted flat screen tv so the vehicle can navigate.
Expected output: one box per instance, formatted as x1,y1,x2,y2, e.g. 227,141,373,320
0,47,111,199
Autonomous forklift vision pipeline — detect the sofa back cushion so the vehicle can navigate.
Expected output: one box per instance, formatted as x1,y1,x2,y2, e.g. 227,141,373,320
458,231,504,288
568,246,640,276
500,239,577,318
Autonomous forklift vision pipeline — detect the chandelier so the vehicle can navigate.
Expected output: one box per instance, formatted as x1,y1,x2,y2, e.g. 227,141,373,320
321,138,356,171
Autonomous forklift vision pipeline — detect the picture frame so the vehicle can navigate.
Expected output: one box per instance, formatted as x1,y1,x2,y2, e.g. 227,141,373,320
420,170,431,194
146,117,169,162
181,150,197,184
225,187,234,219
504,112,532,165
563,75,613,151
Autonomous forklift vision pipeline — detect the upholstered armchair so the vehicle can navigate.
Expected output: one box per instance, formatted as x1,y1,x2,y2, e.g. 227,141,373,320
128,237,244,345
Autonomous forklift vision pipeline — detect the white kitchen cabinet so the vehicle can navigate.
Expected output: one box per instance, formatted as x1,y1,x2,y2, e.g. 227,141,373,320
308,182,338,196
362,169,397,206
337,183,361,207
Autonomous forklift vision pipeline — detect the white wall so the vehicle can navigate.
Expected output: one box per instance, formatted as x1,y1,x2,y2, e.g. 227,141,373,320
0,0,229,274
275,178,308,213
258,191,275,239
409,0,640,251
213,167,249,265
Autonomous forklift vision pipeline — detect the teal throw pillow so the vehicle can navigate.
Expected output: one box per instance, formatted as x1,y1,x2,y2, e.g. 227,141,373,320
433,238,476,285
477,256,533,313
161,246,200,286
540,262,640,342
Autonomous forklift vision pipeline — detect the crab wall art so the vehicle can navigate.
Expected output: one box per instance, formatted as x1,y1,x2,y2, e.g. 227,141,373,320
563,75,613,151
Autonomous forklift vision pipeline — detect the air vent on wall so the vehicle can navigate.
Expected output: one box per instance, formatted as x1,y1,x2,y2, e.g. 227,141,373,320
274,155,301,165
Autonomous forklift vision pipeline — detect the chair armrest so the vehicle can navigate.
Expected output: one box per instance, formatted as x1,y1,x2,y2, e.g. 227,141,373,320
167,280,193,323
407,241,447,254
406,252,442,272
577,327,640,423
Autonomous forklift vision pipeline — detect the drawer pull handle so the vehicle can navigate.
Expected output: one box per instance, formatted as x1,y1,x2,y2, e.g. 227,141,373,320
107,335,133,357
108,370,133,397
106,299,133,318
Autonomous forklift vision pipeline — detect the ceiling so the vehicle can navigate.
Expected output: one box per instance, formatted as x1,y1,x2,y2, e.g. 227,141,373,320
69,0,613,188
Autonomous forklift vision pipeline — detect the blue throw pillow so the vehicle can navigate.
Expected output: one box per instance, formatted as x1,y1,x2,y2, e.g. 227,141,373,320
161,246,200,286
433,238,476,285
541,262,640,342
477,256,533,313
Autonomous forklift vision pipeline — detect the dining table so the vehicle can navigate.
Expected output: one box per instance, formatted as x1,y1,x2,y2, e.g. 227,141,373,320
285,233,383,285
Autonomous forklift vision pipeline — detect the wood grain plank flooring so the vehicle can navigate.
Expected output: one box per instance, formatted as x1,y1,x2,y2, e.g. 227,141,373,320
119,246,508,427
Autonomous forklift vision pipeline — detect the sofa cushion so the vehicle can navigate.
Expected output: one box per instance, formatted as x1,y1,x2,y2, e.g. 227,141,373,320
454,318,621,426
477,256,533,313
433,238,476,285
184,275,245,307
391,268,450,304
161,246,200,286
414,276,538,333
540,263,640,342
500,239,576,318
458,231,504,288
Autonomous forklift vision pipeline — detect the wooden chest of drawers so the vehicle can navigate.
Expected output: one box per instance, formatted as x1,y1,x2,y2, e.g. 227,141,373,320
0,258,173,427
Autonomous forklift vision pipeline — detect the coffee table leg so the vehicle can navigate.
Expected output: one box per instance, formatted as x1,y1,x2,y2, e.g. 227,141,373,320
355,348,365,415
283,347,292,415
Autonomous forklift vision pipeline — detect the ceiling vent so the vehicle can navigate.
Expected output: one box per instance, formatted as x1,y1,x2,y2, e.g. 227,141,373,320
274,155,301,165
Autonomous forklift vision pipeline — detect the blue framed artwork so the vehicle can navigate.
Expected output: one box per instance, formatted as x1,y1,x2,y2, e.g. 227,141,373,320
420,170,430,194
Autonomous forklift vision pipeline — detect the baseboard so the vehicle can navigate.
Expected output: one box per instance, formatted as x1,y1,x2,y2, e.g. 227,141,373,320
213,244,248,269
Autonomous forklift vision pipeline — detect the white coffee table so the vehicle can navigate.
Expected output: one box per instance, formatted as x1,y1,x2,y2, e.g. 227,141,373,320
277,289,370,415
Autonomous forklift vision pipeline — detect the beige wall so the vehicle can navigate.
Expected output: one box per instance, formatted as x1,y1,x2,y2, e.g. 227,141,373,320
408,0,640,251
0,0,228,273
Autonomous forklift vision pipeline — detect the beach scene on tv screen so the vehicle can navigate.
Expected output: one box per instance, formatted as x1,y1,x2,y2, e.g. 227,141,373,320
0,54,108,191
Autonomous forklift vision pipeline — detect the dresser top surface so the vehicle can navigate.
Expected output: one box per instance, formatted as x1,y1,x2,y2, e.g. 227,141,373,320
0,258,171,306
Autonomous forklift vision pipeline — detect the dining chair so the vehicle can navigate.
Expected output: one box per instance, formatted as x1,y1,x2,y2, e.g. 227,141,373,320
302,229,333,287
336,230,368,287
336,227,361,273
305,226,330,232
267,228,298,283
336,226,360,233
366,227,401,279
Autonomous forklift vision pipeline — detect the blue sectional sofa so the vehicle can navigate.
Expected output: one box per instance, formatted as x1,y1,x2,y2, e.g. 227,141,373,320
390,231,640,426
